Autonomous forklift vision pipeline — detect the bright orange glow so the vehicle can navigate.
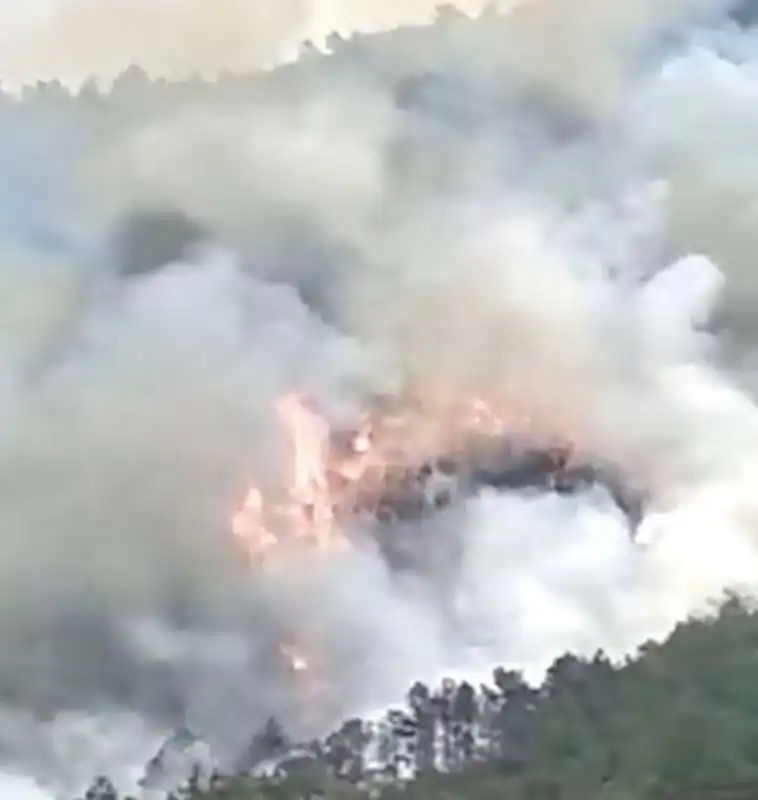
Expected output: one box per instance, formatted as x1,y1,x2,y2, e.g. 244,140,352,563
229,387,577,724
230,388,572,567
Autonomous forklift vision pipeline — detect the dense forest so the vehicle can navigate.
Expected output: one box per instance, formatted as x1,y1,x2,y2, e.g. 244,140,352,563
73,594,758,799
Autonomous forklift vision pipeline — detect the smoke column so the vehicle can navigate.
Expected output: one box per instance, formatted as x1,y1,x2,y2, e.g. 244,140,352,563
2,0,758,795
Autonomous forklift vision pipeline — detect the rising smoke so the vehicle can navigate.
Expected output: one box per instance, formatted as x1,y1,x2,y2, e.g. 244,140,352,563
2,0,758,796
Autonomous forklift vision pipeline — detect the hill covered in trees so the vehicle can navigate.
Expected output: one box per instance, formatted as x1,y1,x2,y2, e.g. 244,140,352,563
72,595,758,800
4,4,758,799
0,2,583,276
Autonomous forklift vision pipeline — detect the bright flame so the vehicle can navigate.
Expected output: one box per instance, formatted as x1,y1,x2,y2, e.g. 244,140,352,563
229,388,580,725
276,394,337,548
230,389,570,566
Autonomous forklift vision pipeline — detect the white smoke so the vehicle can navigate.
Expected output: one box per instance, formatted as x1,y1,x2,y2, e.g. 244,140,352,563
2,0,758,796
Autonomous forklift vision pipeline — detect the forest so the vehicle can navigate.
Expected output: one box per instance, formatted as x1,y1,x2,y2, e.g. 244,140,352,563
74,594,758,799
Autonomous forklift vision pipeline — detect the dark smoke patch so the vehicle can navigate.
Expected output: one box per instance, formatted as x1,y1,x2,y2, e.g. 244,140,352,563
109,206,355,328
368,439,646,584
111,208,209,277
729,0,758,27
394,69,593,142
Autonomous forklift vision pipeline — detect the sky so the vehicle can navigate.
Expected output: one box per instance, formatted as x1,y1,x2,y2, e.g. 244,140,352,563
0,0,501,88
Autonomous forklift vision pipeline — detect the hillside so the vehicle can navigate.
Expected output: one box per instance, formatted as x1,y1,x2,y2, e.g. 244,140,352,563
75,595,758,799
3,3,758,799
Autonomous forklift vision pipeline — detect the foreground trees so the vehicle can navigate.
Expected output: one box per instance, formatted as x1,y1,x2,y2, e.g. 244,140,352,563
77,594,758,800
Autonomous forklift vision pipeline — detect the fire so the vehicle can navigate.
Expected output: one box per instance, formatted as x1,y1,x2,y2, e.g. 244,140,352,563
231,487,278,560
230,389,568,565
229,387,576,725
276,394,337,548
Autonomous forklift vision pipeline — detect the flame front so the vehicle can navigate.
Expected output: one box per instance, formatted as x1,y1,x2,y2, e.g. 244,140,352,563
276,394,337,548
229,388,573,724
231,389,568,565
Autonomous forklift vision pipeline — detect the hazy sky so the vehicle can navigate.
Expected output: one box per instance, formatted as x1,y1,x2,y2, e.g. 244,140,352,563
0,0,498,88
0,0,51,30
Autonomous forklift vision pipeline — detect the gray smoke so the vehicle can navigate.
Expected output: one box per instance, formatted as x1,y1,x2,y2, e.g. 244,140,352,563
3,1,758,796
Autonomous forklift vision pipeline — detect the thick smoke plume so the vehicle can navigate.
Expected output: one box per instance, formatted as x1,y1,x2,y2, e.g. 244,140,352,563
3,0,758,796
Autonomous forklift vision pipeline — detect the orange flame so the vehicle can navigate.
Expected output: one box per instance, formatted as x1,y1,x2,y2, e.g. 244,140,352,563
276,394,337,548
230,388,578,726
229,388,572,567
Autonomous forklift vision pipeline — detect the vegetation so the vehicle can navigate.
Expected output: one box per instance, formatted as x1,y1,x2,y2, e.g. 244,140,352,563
72,595,758,799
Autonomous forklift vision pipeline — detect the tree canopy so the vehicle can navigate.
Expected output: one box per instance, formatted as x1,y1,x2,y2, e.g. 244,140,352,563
73,595,758,800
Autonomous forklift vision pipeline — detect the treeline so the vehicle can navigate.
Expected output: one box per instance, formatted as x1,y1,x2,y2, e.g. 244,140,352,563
0,1,510,254
75,594,758,799
0,3,495,116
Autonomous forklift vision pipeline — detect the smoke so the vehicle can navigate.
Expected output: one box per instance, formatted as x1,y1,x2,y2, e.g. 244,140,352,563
3,0,758,795
0,0,494,88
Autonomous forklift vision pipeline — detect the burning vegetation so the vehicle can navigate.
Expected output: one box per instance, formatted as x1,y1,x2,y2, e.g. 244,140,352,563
229,389,647,714
231,391,645,570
